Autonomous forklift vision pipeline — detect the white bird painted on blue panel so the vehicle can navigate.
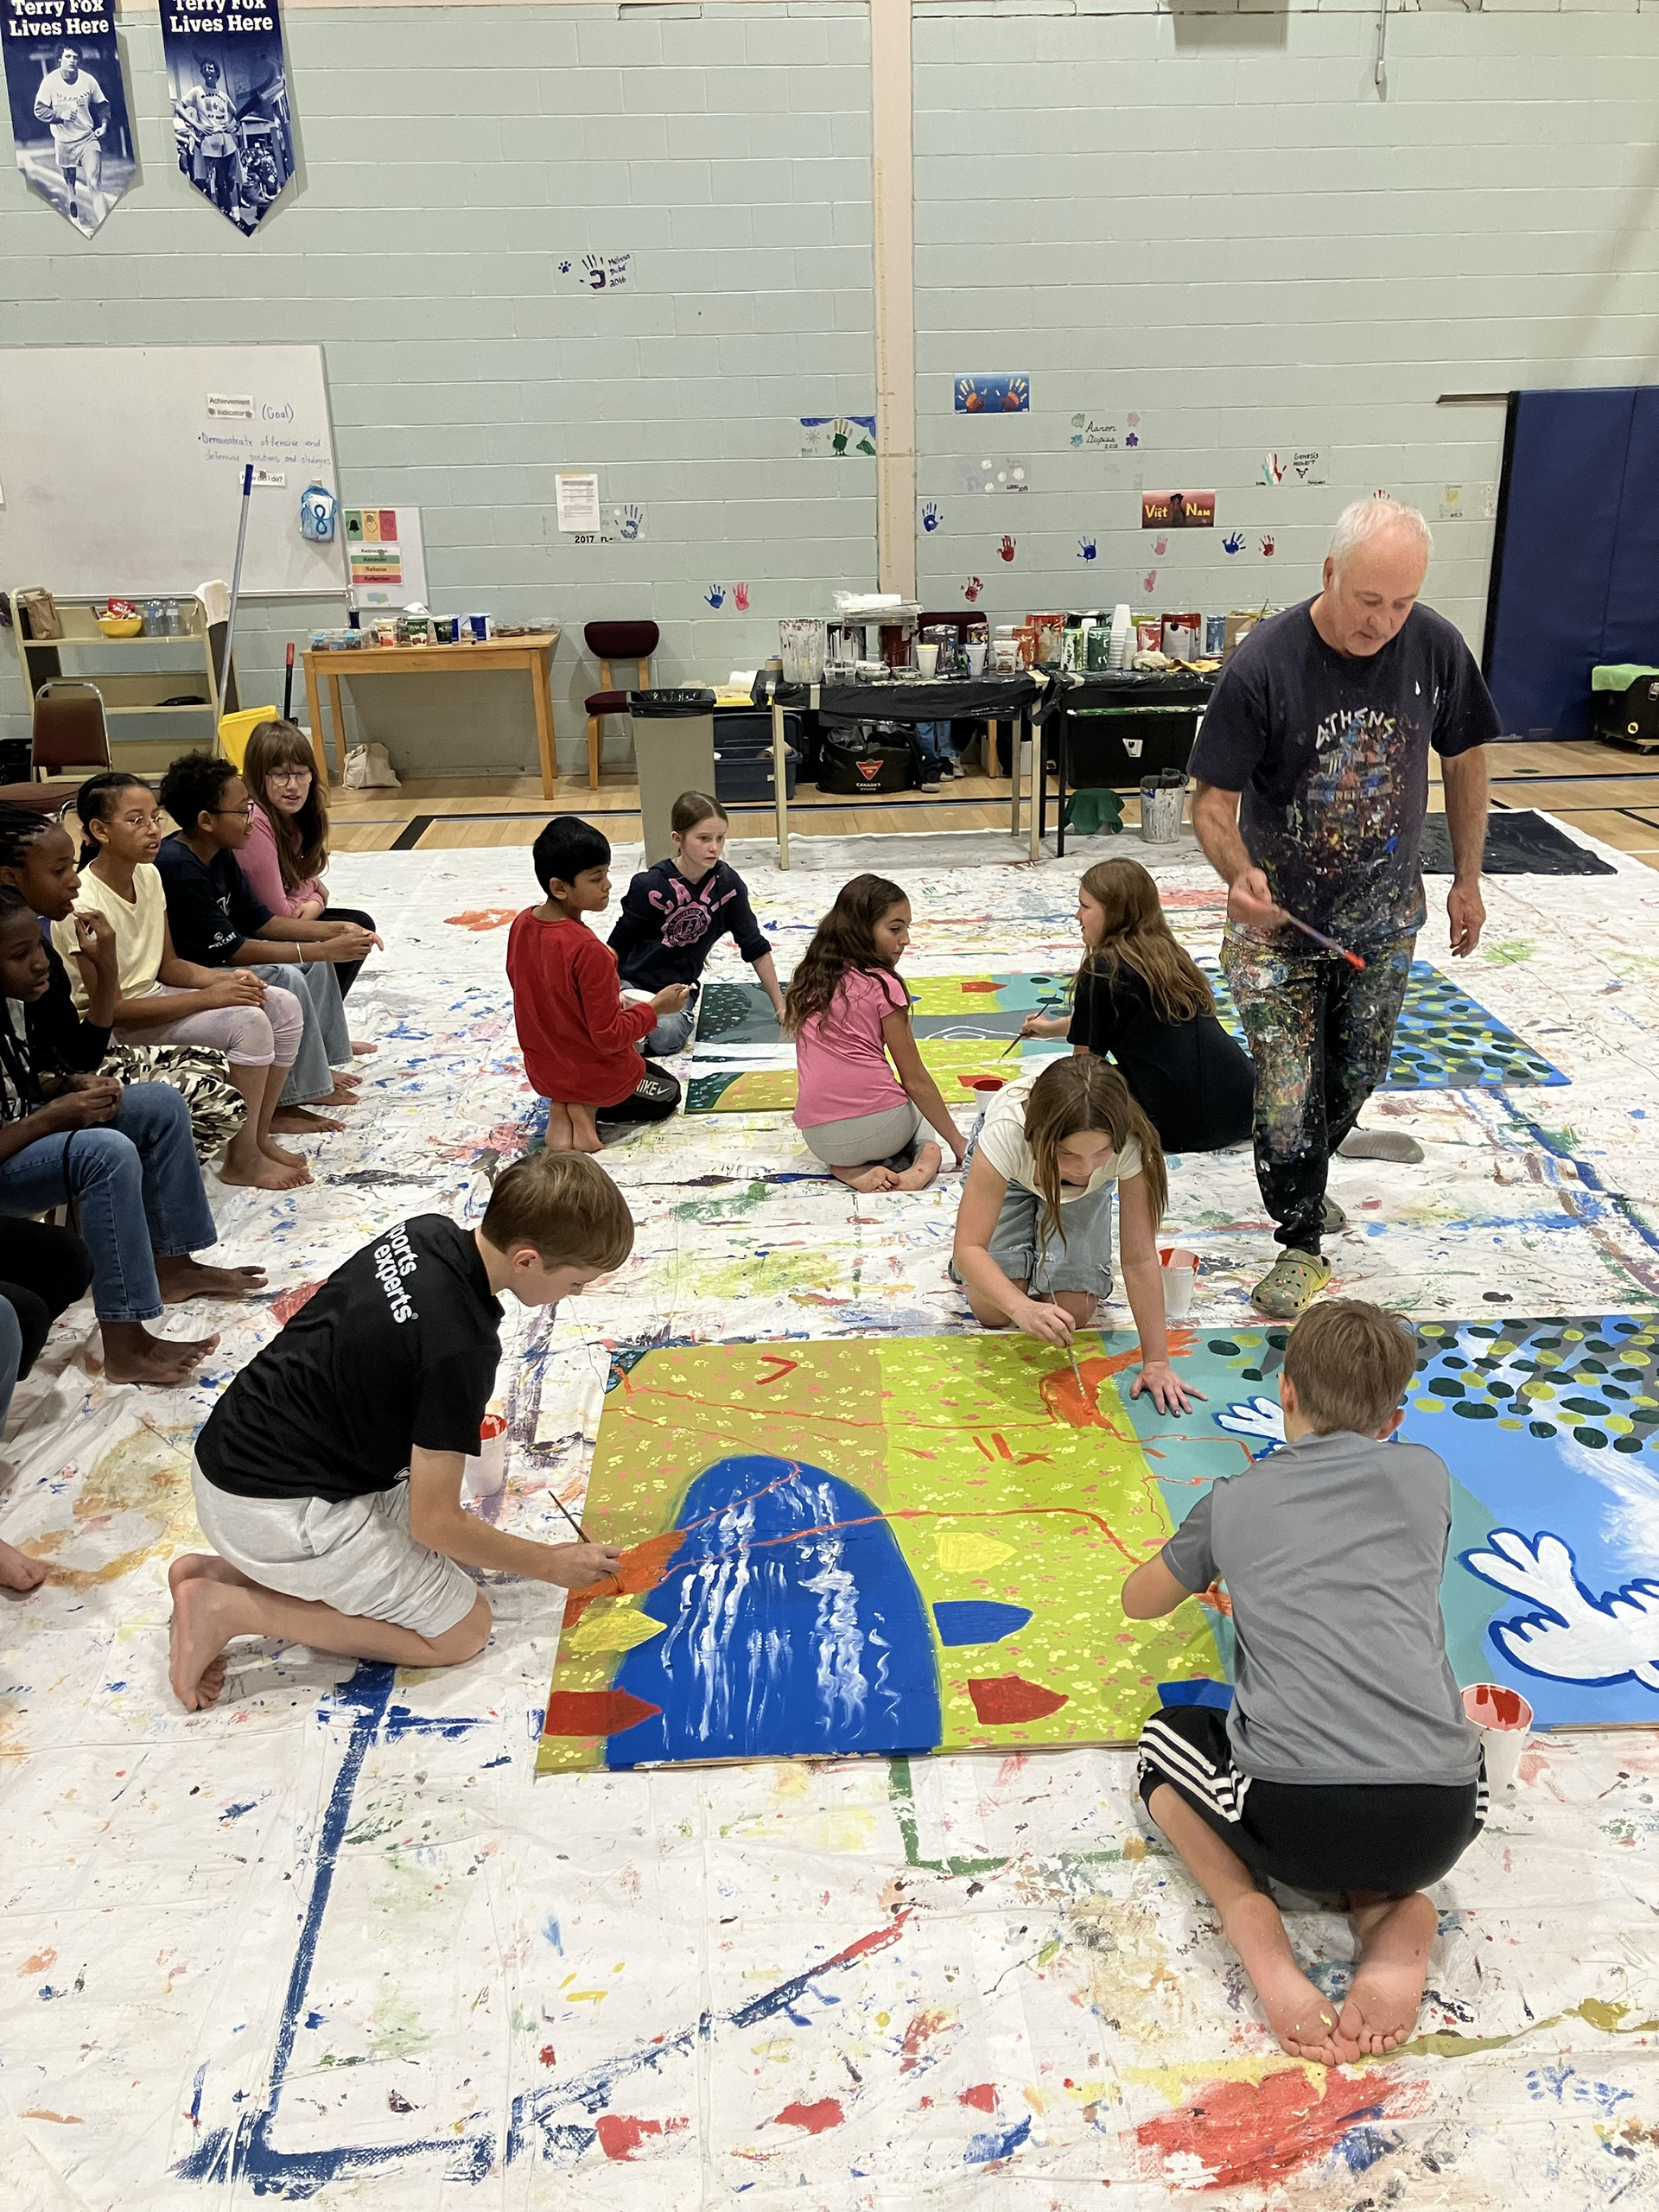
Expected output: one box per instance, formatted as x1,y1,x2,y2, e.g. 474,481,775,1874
1463,1529,1659,1692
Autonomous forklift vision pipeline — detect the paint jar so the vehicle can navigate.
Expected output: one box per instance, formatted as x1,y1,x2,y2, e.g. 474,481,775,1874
964,641,988,677
1461,1682,1533,1789
779,618,826,684
433,616,459,645
1205,614,1227,658
1161,612,1201,662
1160,1247,1198,1319
1030,613,1066,667
465,613,493,642
1085,625,1114,673
372,618,398,647
1135,618,1163,654
463,1414,510,1502
916,641,940,677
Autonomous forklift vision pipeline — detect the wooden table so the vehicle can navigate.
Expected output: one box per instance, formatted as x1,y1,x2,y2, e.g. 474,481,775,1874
302,631,562,791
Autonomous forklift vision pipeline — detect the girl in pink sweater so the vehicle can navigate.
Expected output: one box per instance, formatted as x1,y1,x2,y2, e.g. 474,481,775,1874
240,720,378,1012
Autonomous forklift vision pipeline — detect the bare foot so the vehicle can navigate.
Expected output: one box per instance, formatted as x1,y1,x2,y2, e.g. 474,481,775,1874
1339,1892,1437,2056
100,1326,218,1388
0,1538,47,1592
351,1041,378,1057
316,1085,360,1107
834,1164,899,1192
1246,1941,1347,2064
569,1108,604,1155
270,1106,346,1135
156,1256,269,1304
168,1575,243,1710
219,1141,308,1192
260,1136,310,1171
892,1142,944,1192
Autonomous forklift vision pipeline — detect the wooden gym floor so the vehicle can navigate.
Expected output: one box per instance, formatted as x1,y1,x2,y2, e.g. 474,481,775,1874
329,739,1659,869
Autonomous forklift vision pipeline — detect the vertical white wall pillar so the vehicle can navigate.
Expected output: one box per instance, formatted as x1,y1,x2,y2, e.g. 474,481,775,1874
870,0,917,599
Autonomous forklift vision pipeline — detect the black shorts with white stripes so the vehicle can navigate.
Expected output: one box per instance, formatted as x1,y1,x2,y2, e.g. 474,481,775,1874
1137,1702,1487,1897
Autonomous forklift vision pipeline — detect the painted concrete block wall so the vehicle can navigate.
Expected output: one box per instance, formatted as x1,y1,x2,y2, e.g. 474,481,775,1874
0,3,877,771
913,7,1659,674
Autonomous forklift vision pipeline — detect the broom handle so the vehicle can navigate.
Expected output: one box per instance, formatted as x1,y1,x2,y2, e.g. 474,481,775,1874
217,462,254,721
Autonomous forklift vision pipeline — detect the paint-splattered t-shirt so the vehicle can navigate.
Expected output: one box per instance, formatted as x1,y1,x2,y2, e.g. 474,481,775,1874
1188,600,1497,948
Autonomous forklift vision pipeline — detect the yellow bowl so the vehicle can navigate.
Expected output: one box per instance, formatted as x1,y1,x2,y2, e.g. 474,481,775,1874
97,614,144,638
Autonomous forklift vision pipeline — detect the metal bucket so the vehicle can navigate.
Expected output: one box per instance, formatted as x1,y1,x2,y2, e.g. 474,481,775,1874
1139,772,1187,844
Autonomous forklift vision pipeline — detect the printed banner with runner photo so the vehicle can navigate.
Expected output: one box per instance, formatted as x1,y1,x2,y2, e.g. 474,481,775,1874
159,0,294,234
3,0,136,236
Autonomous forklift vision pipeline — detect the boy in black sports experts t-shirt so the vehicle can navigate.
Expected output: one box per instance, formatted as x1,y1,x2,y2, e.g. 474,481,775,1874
168,1151,631,1710
1122,1299,1484,2070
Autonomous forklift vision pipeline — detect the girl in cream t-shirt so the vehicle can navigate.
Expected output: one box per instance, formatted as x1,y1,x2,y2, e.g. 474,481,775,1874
951,1056,1201,1415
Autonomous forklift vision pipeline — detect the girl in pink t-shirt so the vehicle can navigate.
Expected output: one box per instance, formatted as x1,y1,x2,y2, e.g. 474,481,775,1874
784,874,965,1192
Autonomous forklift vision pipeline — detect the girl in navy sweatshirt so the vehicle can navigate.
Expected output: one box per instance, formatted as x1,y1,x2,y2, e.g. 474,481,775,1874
607,791,785,1053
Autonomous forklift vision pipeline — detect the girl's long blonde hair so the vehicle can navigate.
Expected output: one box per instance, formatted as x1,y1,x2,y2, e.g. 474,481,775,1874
1021,1056,1166,1245
243,718,329,892
1077,855,1214,1025
783,874,909,1035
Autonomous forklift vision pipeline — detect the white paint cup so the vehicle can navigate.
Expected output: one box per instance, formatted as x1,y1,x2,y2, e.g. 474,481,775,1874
916,642,940,677
1160,1246,1198,1319
1462,1682,1534,1789
463,1414,509,1501
964,642,988,675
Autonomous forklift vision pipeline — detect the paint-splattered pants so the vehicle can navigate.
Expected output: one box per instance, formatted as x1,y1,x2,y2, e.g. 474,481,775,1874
1221,927,1415,1256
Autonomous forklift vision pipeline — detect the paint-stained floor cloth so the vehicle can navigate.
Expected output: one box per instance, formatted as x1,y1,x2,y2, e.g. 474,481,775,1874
1,826,1657,2206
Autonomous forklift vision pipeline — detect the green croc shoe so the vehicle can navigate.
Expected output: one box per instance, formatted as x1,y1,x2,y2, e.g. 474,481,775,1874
1250,1251,1332,1319
1320,1197,1349,1233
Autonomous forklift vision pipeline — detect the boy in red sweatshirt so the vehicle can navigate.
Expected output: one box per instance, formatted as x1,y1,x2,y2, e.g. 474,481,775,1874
506,817,689,1152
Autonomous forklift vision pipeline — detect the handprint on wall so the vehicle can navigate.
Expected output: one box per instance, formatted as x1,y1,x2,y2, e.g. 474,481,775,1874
997,535,1016,563
1223,531,1245,556
963,576,983,603
1154,537,1168,556
620,505,645,542
582,254,607,290
1077,537,1097,562
734,583,750,612
1261,536,1276,557
831,419,852,456
922,502,941,533
1142,569,1157,594
704,585,726,609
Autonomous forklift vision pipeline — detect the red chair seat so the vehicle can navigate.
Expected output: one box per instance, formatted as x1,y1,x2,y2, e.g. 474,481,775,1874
586,690,630,715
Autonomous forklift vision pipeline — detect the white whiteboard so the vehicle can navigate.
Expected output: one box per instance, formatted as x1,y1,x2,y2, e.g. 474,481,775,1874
0,345,349,601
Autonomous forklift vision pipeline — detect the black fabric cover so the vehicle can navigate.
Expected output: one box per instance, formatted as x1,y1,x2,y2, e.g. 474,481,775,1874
1418,809,1614,877
760,674,1047,725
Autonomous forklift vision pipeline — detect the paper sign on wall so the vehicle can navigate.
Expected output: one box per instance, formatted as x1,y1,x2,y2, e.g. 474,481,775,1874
956,456,1029,496
3,3,138,237
344,505,427,610
1262,450,1328,486
555,473,601,532
799,416,877,457
956,374,1029,415
1141,490,1216,531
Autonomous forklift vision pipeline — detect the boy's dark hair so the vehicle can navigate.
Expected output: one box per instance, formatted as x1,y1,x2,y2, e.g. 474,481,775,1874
1284,1298,1418,1436
671,790,727,836
532,814,610,894
160,752,238,834
480,1148,634,1272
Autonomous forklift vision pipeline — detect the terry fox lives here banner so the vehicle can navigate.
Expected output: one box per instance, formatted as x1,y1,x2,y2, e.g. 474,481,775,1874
160,0,294,234
3,0,136,236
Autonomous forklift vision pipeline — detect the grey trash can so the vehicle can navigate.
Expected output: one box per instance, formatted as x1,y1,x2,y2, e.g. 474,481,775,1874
630,689,718,863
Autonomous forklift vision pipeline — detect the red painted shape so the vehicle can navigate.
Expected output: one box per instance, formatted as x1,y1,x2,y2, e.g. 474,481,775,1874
959,981,1001,994
270,1281,322,1326
775,2098,845,2135
966,1675,1069,1725
538,2044,556,2067
830,1909,912,1968
594,2113,687,2160
541,1688,662,1738
958,2082,997,2113
1135,2070,1424,2191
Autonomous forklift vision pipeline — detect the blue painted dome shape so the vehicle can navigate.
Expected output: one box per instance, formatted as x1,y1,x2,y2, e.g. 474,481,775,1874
607,1453,943,1767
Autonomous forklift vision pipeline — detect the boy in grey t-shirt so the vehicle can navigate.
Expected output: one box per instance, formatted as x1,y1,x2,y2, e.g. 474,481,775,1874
1122,1299,1485,2069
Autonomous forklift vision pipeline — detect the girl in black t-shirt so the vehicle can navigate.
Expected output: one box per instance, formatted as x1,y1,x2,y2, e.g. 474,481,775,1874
1023,857,1254,1156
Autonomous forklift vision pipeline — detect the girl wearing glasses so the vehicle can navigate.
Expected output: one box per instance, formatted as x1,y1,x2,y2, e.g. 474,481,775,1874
239,719,378,1005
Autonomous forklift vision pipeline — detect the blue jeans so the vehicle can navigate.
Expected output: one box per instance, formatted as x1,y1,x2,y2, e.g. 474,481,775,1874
0,1297,20,1433
641,1005,697,1058
257,961,352,1106
0,1085,218,1324
915,721,954,772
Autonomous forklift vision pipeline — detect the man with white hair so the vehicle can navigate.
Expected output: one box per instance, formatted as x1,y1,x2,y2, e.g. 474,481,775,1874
1189,498,1495,1319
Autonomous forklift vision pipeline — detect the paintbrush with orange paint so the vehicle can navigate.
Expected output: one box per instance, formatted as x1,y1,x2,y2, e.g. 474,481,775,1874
1284,914,1365,969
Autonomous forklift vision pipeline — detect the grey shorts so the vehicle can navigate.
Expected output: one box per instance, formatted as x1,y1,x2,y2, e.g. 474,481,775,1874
952,1177,1116,1300
798,1099,923,1169
192,1455,479,1641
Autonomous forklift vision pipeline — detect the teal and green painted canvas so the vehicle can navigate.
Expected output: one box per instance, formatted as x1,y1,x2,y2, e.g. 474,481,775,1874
685,964,1566,1114
539,1316,1658,1775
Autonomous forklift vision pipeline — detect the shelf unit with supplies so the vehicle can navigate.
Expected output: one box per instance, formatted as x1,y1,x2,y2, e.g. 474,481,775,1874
5,591,242,778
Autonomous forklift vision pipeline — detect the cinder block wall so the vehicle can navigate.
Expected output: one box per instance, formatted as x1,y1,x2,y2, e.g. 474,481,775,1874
0,3,878,771
914,4,1659,652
